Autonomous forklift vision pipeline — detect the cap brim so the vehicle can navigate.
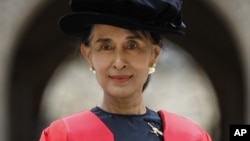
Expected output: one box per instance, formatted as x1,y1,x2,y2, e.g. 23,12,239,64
59,12,185,36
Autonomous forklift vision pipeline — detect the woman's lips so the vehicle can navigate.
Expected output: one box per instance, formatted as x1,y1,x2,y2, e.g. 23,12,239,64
109,75,133,83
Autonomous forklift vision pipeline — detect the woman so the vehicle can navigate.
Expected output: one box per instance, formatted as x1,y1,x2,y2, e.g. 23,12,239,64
40,0,212,141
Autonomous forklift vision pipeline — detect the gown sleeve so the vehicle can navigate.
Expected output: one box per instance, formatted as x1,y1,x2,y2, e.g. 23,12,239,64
159,110,213,141
203,131,212,141
39,119,68,141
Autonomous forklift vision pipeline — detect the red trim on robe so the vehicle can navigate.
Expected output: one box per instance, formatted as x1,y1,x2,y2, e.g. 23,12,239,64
40,110,212,141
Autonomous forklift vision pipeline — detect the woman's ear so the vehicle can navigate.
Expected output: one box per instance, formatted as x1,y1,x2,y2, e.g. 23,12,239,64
80,44,92,65
151,45,161,66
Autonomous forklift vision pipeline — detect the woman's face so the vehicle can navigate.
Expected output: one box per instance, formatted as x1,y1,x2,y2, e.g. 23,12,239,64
81,24,160,98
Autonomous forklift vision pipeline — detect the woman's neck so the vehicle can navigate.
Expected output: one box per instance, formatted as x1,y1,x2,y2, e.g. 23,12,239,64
100,93,146,115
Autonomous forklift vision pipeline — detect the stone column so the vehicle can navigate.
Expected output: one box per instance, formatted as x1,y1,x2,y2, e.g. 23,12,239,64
0,0,49,141
208,0,250,123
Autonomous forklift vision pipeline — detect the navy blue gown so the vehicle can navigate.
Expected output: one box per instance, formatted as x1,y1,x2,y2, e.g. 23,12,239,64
91,107,163,141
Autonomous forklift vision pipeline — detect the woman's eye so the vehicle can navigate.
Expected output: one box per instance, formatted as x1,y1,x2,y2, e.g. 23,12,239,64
127,42,137,49
101,44,112,50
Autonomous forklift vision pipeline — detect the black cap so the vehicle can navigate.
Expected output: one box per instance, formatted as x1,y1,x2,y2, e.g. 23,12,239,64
59,0,186,36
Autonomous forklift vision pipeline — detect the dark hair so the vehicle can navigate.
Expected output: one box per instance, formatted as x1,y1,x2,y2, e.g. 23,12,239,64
80,25,162,47
80,25,93,46
80,25,162,92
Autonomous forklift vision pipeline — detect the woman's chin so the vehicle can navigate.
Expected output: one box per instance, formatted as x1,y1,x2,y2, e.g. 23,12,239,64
105,88,138,99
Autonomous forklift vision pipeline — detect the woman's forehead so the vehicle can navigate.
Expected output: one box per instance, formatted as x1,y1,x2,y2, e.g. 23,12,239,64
91,24,135,35
90,24,148,40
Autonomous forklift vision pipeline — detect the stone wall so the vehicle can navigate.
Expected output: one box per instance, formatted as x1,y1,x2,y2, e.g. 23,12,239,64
208,0,250,123
0,1,49,140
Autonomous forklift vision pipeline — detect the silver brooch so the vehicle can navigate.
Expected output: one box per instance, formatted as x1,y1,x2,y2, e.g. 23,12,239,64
147,122,163,136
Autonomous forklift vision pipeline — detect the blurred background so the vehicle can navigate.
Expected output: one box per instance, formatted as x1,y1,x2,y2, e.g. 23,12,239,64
0,0,249,141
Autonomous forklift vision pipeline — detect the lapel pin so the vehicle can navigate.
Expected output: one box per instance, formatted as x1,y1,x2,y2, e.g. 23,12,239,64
147,122,163,136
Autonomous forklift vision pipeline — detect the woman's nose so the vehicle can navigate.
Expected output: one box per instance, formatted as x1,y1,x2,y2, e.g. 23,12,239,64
113,50,128,70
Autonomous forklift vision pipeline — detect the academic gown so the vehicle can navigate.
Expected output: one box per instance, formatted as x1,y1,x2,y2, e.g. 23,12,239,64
40,107,212,141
